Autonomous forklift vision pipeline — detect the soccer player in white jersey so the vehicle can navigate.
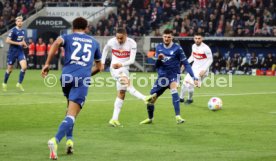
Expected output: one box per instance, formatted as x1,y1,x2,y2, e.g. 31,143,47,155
101,28,156,127
180,33,213,104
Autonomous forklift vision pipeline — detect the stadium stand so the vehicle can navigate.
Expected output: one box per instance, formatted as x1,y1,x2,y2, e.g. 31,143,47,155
0,0,40,34
3,0,274,37
88,0,190,36
0,0,108,35
171,0,276,37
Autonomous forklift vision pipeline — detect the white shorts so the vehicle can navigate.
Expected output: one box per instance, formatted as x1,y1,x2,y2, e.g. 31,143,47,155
183,69,208,88
110,67,130,91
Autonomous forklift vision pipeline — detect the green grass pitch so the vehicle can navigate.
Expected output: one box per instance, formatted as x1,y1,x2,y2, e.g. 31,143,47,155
0,69,276,161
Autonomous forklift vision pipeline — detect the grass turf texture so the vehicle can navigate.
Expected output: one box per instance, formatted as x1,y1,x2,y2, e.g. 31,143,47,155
0,69,275,161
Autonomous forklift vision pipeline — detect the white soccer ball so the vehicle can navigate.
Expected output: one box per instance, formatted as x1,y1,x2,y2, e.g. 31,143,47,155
208,97,223,111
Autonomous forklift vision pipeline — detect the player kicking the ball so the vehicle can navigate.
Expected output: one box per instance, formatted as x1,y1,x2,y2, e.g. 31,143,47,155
101,28,156,127
179,32,213,104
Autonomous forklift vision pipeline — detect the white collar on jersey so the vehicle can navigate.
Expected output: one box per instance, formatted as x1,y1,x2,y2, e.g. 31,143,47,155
163,42,173,49
74,32,85,34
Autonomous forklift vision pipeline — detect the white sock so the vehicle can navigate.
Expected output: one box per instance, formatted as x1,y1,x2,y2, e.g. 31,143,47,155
66,115,75,123
127,86,145,100
179,83,188,99
188,86,194,100
112,97,124,120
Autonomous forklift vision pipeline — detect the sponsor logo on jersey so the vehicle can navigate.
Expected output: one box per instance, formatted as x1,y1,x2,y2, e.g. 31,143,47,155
17,36,24,41
193,52,207,59
112,49,130,58
70,60,87,66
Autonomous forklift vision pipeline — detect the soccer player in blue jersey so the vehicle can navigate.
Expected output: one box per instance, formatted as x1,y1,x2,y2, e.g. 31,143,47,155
140,29,198,124
41,17,101,160
2,16,28,91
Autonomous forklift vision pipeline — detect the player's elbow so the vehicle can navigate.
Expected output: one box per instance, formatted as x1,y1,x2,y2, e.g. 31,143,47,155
53,41,61,48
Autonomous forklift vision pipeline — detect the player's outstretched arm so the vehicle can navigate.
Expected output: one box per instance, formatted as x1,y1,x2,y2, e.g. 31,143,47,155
6,37,24,46
100,42,111,70
91,61,102,76
182,59,194,77
101,44,109,66
182,59,198,86
41,37,62,78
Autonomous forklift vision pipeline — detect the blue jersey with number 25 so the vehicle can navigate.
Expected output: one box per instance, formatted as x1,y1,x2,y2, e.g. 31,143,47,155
61,33,101,78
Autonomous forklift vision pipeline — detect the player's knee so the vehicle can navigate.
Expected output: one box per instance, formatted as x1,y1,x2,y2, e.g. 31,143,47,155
183,82,189,88
6,69,13,74
188,86,194,92
21,66,27,71
118,90,126,99
21,63,27,71
119,76,129,86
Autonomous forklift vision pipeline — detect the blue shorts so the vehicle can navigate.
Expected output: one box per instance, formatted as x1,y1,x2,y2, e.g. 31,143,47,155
61,80,88,108
150,73,180,96
7,49,26,65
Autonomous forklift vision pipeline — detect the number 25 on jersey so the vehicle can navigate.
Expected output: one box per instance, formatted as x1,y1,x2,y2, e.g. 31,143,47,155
71,42,92,62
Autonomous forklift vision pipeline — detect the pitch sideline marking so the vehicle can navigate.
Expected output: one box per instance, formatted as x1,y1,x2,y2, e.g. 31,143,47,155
0,91,276,106
0,91,276,96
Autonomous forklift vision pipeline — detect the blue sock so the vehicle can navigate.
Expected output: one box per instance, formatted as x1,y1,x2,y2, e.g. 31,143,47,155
147,104,155,119
4,71,10,84
171,89,180,116
18,70,25,84
55,116,75,143
66,124,74,140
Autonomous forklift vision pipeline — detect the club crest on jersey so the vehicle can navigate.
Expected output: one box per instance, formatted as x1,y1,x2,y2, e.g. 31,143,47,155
161,54,171,62
193,52,207,59
112,49,130,58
